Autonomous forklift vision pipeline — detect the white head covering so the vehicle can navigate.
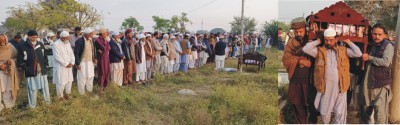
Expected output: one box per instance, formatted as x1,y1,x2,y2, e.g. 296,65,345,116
289,29,294,32
146,34,151,37
324,28,336,37
47,32,55,37
111,31,119,36
163,34,169,39
83,28,93,34
170,36,176,39
137,34,145,39
60,31,69,37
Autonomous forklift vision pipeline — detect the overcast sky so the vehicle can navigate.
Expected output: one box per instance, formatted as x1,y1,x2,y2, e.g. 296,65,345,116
0,0,277,33
278,0,340,23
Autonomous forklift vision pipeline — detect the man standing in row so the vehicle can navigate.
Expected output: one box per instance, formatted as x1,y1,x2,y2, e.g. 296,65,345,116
74,29,96,95
121,29,136,85
53,31,75,100
94,28,111,91
18,30,51,108
0,33,19,111
109,32,125,86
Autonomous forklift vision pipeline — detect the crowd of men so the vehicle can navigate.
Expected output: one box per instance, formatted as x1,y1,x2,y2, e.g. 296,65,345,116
283,19,394,124
0,26,270,111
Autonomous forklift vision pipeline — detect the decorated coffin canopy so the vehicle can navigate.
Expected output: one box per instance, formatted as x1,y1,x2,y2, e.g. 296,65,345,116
308,1,369,43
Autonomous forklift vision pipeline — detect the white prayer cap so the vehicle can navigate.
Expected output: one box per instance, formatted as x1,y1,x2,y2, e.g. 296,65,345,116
170,36,176,39
146,34,151,37
46,32,55,37
163,34,169,38
60,31,69,37
111,31,119,36
219,35,225,39
223,32,228,36
324,28,336,37
289,29,294,32
179,34,183,36
99,27,107,34
137,34,145,39
83,28,93,34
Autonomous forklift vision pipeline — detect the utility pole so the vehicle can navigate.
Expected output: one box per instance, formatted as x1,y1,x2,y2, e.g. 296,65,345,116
390,3,400,123
239,0,245,73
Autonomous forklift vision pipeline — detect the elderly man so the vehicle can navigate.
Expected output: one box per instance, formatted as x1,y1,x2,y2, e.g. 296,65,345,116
160,34,170,74
168,35,177,73
173,34,182,73
302,28,362,124
94,27,111,90
359,24,394,124
18,30,51,108
0,33,19,111
109,32,125,86
135,34,147,83
144,34,155,80
53,31,75,100
74,28,96,95
121,29,136,85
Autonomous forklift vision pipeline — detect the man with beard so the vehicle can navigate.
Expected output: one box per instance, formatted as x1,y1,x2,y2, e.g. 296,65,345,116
94,27,111,91
302,28,362,123
121,29,137,85
74,28,96,95
282,20,313,124
18,30,51,108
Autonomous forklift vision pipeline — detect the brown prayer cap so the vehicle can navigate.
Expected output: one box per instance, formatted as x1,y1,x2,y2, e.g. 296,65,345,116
291,22,306,29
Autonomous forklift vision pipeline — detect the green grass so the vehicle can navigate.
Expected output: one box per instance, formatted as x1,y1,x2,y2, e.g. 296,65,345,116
1,48,279,125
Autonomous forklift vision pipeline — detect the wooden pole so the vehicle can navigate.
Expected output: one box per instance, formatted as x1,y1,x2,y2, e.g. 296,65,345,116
389,3,400,123
239,0,245,73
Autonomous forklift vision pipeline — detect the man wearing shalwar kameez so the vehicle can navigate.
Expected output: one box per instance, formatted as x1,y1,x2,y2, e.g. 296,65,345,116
52,31,75,100
160,34,170,74
144,34,155,80
359,24,394,124
135,34,147,83
168,36,177,73
302,28,362,124
0,33,19,111
109,32,125,86
152,32,162,76
179,35,191,72
18,30,51,108
173,34,182,73
121,29,137,85
94,28,111,90
74,28,96,95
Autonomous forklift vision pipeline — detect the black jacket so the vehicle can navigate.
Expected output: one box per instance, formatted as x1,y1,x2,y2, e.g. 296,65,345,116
17,40,48,77
109,39,125,63
74,37,96,65
215,40,226,56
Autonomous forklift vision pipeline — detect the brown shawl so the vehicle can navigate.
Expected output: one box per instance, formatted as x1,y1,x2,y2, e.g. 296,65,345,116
281,38,308,79
0,34,19,99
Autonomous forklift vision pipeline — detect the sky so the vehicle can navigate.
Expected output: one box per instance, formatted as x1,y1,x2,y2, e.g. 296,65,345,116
0,0,277,33
278,0,340,23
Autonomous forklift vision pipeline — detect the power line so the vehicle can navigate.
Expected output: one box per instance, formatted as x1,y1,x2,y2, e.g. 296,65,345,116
187,0,217,13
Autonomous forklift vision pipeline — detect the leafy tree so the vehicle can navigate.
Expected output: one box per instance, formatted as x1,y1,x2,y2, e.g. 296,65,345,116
344,0,399,33
178,12,192,33
210,28,226,34
230,16,257,34
121,16,144,31
152,16,171,32
261,20,289,46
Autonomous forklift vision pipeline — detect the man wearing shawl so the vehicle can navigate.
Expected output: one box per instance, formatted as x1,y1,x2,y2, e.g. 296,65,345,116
121,29,137,85
281,21,312,124
0,33,19,111
144,34,155,80
94,28,111,90
17,30,51,108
